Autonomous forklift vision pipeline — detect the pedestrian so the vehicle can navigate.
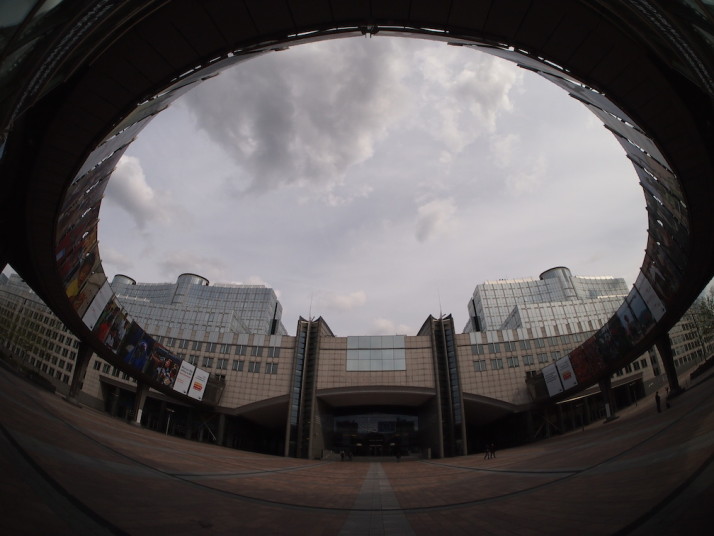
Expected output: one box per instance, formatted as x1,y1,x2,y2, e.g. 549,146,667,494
655,391,661,413
490,442,496,459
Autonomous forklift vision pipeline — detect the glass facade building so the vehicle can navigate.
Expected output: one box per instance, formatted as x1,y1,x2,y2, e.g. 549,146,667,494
111,273,287,336
465,267,630,332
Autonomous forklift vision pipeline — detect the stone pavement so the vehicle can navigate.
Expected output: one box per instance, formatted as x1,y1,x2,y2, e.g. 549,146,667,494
1,364,712,535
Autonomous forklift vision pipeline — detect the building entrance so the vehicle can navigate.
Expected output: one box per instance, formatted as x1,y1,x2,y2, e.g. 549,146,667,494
332,412,419,457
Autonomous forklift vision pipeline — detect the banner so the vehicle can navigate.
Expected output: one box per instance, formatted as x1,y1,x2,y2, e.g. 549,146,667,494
543,364,563,397
173,360,196,395
556,357,578,391
188,368,210,401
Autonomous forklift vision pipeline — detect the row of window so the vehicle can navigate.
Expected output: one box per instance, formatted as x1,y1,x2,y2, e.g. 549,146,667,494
29,357,71,384
93,358,279,376
470,334,588,355
473,353,557,372
155,336,281,358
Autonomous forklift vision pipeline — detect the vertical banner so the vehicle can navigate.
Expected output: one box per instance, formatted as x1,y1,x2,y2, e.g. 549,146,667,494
543,364,564,397
188,368,210,401
173,361,196,395
82,280,113,328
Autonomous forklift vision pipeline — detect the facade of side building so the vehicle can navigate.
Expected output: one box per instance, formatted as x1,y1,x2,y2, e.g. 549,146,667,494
1,267,710,458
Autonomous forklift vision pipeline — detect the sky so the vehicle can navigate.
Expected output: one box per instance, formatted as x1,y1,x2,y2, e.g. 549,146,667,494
94,36,647,337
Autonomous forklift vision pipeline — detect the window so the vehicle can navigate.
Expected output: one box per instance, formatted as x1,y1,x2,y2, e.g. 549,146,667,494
235,345,247,356
216,358,228,370
633,360,641,370
267,346,280,358
232,360,244,372
507,357,519,368
178,339,189,349
93,361,101,370
265,362,278,374
535,339,545,348
248,361,261,373
471,344,485,355
537,354,548,364
102,363,111,373
503,341,516,352
206,342,217,353
192,340,203,351
188,354,198,365
625,364,633,373
488,342,500,353
251,346,263,357
165,338,176,347
491,358,503,370
220,344,231,354
640,359,648,368
202,357,214,368
473,360,487,372
526,370,538,379
522,354,534,366
519,340,531,350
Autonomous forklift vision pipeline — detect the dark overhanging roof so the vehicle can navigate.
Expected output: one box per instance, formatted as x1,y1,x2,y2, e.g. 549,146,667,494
1,0,713,406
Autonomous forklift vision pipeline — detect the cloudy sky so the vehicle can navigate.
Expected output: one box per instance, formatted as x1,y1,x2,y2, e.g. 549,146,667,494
96,36,647,336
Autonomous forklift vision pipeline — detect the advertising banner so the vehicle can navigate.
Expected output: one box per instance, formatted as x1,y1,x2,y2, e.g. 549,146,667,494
556,357,578,391
635,272,666,321
544,364,563,397
173,360,196,395
188,368,210,401
569,338,606,386
82,280,113,328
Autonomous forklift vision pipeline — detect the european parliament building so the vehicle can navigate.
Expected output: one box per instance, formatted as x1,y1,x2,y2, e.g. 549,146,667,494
0,267,709,458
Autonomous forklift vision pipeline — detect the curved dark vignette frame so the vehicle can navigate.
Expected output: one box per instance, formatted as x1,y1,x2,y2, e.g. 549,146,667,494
1,0,713,407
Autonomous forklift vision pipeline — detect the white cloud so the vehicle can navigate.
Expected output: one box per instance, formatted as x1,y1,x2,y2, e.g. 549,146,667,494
489,133,519,169
157,250,230,284
413,46,522,159
415,198,458,243
505,155,547,195
183,38,412,198
370,317,412,335
99,246,134,273
104,156,173,229
315,290,367,312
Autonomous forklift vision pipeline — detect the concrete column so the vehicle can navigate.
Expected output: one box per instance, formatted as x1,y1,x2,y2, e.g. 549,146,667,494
655,334,683,396
599,375,616,421
132,382,149,425
109,386,120,417
67,340,93,401
217,413,226,446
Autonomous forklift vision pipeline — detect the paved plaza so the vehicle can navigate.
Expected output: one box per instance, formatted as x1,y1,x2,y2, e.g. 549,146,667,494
1,364,712,535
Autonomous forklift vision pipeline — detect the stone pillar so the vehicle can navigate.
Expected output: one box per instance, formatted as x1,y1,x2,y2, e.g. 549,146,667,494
132,382,149,425
655,334,683,396
217,413,226,446
67,340,93,401
109,386,120,417
599,375,616,421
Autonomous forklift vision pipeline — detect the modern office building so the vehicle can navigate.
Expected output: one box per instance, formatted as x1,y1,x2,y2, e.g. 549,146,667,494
465,266,630,332
1,266,710,458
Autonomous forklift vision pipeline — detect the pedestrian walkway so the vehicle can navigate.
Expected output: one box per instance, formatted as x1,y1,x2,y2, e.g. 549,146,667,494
0,364,712,535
